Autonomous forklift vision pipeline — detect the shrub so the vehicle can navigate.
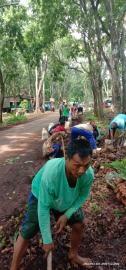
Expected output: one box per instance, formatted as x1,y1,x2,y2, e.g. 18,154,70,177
4,114,27,125
105,158,126,180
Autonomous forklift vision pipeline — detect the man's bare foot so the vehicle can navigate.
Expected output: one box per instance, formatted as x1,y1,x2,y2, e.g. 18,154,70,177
68,253,92,268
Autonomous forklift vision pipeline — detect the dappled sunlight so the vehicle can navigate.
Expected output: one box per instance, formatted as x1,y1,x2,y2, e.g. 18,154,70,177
5,133,33,139
0,133,38,155
0,143,32,154
0,113,58,163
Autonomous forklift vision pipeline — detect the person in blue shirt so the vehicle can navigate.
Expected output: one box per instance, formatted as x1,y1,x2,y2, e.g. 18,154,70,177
109,113,126,139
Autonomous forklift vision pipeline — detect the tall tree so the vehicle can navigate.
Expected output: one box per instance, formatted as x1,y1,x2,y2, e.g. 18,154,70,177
0,2,27,122
92,0,126,113
36,0,104,118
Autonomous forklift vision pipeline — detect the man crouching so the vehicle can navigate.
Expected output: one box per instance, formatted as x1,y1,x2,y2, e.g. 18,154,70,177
10,138,94,269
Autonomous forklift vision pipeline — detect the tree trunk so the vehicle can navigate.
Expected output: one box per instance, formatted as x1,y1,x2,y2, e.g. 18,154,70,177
35,66,40,113
82,36,99,117
35,55,48,113
95,62,104,120
0,69,4,123
92,87,98,116
28,64,32,96
111,51,121,113
121,12,126,113
91,1,104,119
122,52,126,113
42,80,45,112
79,0,103,119
104,0,121,113
97,87,104,119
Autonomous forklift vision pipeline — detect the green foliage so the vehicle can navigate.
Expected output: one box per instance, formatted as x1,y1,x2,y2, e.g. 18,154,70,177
0,4,27,63
84,113,98,122
1,0,125,121
113,208,125,219
91,202,101,214
105,158,126,180
0,230,7,249
83,111,108,132
0,2,31,100
20,99,29,110
13,231,19,246
4,114,27,125
5,156,20,165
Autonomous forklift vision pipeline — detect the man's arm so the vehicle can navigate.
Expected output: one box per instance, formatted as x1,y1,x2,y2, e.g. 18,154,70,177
109,123,114,140
38,180,53,245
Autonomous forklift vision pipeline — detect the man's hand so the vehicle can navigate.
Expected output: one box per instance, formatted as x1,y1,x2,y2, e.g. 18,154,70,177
43,243,54,257
54,214,68,234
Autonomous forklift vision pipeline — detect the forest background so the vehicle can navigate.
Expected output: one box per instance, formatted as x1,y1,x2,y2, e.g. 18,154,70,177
0,0,126,122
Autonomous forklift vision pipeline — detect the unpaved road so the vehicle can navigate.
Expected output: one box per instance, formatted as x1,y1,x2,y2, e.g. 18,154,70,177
0,112,59,220
0,111,59,162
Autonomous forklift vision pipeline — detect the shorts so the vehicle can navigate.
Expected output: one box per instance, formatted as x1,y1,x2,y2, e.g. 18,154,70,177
21,192,84,240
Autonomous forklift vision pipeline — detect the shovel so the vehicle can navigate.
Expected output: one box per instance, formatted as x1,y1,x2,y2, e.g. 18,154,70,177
46,136,66,270
60,135,66,159
47,251,52,270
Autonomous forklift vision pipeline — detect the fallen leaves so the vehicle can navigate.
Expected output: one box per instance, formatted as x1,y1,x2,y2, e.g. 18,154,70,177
0,123,126,269
115,181,126,206
5,156,20,164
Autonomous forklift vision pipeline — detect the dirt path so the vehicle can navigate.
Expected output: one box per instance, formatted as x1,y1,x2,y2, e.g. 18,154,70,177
0,146,126,270
0,112,59,220
0,111,59,162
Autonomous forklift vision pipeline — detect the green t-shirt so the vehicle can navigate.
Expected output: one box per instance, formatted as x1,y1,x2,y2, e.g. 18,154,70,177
109,114,126,132
32,158,94,244
63,106,69,117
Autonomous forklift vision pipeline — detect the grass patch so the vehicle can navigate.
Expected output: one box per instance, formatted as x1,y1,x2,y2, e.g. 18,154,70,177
83,111,108,131
113,208,126,219
84,112,98,122
4,114,27,126
0,230,7,249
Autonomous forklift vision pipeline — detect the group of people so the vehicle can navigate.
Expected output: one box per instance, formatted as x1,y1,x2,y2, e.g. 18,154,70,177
59,102,70,121
10,114,101,269
71,103,84,118
10,110,126,270
59,102,84,122
42,117,100,160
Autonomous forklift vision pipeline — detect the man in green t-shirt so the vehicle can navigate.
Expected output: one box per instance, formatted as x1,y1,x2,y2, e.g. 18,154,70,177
62,103,69,121
109,114,126,139
10,138,94,269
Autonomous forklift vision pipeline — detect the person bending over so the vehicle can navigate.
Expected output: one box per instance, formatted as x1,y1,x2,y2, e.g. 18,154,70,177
48,118,66,135
109,113,126,139
90,121,100,141
71,125,97,150
10,138,94,269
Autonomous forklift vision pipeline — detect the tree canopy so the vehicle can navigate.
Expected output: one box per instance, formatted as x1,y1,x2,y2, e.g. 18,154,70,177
0,0,126,122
